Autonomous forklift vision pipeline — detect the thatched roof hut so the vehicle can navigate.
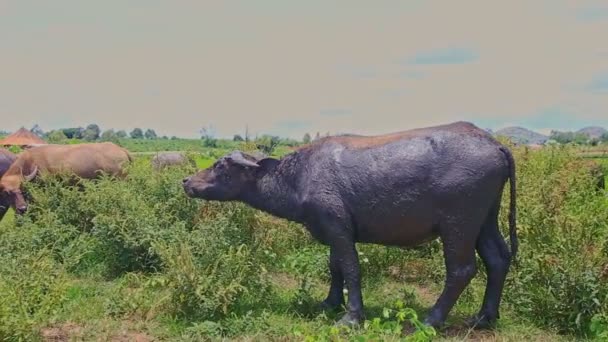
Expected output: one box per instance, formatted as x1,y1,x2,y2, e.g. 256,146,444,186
0,127,47,147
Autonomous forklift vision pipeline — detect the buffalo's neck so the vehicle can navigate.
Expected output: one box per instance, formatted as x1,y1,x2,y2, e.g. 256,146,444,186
240,167,302,223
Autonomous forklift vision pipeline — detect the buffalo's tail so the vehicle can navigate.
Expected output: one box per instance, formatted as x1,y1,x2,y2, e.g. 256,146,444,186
499,146,518,263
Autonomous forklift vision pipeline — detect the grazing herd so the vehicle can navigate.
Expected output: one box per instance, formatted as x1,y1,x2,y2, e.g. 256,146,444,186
1,121,606,330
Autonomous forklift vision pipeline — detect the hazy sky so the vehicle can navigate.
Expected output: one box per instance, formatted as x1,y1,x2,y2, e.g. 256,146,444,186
1,1,607,139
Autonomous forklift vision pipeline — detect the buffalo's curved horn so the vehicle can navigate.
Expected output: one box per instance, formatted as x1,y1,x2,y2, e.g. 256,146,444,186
227,151,260,168
23,165,38,181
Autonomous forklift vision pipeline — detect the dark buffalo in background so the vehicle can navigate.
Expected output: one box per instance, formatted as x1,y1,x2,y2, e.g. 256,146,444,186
0,148,17,222
151,152,195,171
0,142,132,216
183,121,517,329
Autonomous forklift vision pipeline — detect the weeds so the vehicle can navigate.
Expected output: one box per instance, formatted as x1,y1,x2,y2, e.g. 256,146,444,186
0,146,606,340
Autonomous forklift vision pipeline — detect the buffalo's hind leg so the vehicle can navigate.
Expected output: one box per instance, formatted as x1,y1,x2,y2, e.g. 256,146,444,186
469,203,511,329
321,246,345,311
424,220,480,328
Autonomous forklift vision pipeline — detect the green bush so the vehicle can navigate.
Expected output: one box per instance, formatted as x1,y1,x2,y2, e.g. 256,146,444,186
0,251,68,341
505,146,608,335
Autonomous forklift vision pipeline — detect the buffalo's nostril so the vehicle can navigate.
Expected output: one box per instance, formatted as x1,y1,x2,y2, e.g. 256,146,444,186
16,206,27,214
182,177,191,184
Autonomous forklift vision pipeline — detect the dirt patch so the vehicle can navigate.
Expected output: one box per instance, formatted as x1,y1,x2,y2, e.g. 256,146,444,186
41,323,83,342
269,272,299,290
440,324,498,341
110,332,153,342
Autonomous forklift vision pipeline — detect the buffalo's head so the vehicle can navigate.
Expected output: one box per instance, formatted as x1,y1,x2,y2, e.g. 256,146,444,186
182,151,277,201
0,165,37,215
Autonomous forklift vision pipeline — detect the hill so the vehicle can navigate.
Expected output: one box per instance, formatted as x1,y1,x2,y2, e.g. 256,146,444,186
577,126,607,139
494,126,548,144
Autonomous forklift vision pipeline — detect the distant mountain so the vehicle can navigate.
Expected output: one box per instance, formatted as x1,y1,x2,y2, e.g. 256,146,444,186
495,126,548,145
576,126,607,139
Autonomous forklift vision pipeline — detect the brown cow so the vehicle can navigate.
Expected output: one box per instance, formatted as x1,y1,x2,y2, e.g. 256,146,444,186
0,142,132,215
0,148,17,222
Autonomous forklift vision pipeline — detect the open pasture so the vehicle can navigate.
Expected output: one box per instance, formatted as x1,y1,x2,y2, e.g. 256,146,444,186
0,143,607,341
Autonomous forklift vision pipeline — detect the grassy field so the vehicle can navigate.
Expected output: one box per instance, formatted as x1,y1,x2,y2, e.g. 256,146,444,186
0,144,607,341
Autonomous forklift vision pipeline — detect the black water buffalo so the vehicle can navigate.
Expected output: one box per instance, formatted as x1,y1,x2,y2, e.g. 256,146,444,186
0,148,17,222
151,152,195,170
182,121,517,330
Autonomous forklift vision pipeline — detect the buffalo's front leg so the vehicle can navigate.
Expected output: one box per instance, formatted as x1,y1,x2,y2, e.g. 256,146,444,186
0,204,7,223
332,238,364,326
321,246,345,311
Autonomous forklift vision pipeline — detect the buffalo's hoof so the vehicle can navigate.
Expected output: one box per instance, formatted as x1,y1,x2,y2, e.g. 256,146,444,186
466,314,496,330
320,299,343,312
422,317,444,330
335,312,363,327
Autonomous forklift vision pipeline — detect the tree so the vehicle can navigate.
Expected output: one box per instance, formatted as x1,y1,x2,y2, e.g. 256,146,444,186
30,124,45,137
144,129,158,139
82,124,101,141
130,128,144,139
116,130,127,138
256,135,280,155
233,134,244,142
302,133,311,144
601,132,608,143
101,129,118,142
61,127,83,139
200,125,217,147
47,130,67,143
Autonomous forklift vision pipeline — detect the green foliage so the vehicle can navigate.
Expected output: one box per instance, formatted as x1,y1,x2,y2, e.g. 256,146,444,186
0,144,607,340
116,130,128,138
60,127,83,139
100,129,118,143
144,129,157,140
256,135,281,155
47,130,68,143
130,128,144,139
549,130,590,145
296,300,436,342
0,250,68,340
505,146,608,335
82,124,100,141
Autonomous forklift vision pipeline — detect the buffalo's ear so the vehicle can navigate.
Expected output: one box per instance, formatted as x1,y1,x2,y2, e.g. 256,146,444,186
257,158,280,172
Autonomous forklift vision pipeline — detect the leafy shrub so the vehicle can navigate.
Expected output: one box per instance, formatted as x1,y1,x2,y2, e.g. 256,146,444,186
505,146,608,335
295,300,436,342
0,251,68,341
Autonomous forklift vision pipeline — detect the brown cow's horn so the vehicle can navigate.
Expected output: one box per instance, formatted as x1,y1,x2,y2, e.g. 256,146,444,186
24,165,38,181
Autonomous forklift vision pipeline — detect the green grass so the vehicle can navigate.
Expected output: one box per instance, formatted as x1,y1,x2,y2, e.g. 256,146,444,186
25,271,571,341
1,144,606,341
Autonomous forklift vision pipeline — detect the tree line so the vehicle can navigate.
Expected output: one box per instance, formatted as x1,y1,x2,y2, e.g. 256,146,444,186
549,130,608,146
28,124,166,143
